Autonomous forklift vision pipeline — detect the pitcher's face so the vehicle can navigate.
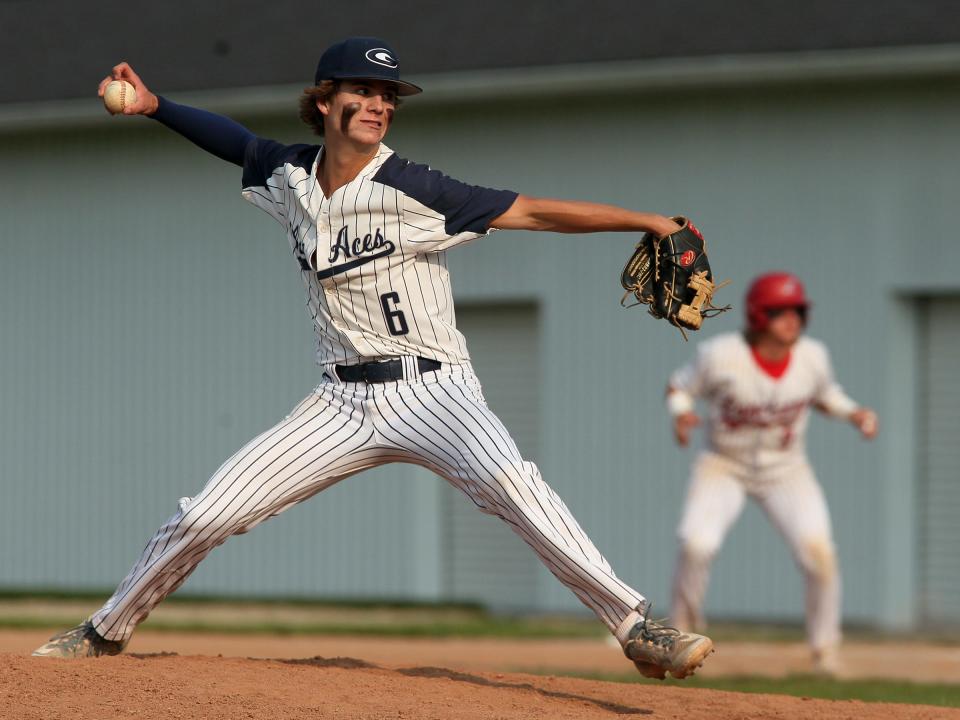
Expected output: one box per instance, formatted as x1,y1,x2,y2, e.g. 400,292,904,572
319,80,398,146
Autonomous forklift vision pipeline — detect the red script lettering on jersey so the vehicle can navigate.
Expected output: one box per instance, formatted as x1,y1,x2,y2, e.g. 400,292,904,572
719,396,808,430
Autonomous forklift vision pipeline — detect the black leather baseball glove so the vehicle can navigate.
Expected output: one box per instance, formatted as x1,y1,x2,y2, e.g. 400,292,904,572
620,217,731,339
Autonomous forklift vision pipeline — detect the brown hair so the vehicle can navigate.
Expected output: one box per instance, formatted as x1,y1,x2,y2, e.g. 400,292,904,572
298,80,339,136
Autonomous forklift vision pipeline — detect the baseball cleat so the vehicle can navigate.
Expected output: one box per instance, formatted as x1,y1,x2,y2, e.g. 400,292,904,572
811,645,840,677
619,605,714,680
32,620,126,658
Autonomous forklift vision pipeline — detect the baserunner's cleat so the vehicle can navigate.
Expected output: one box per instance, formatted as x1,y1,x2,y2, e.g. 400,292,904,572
811,645,841,677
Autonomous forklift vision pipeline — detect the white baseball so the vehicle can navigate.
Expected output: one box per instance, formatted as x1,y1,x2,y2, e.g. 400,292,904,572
103,80,137,114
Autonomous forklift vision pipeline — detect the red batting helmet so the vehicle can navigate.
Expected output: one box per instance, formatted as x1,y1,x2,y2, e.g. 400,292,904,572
746,272,810,332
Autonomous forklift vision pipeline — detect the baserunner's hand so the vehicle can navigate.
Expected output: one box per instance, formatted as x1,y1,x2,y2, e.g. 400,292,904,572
673,412,701,447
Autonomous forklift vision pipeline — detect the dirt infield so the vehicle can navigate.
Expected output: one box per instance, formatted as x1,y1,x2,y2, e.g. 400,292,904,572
4,629,960,683
5,630,960,718
5,652,959,720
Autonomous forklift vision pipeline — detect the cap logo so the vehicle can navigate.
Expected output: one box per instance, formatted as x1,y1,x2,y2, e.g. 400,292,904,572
365,48,398,68
680,250,696,267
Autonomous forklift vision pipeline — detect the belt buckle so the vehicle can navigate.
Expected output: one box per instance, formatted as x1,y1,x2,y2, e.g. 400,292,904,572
360,363,373,383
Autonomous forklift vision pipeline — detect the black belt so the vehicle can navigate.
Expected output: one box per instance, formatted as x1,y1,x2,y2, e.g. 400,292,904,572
335,357,441,383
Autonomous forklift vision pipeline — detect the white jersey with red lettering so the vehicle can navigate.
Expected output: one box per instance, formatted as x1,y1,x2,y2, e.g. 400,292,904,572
668,332,857,471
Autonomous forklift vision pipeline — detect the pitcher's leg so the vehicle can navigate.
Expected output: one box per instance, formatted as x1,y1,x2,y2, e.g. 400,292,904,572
90,387,379,643
759,465,841,655
671,453,747,631
372,375,643,632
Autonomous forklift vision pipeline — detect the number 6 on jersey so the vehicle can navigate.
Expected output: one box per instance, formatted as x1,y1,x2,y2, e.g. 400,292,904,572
380,292,409,336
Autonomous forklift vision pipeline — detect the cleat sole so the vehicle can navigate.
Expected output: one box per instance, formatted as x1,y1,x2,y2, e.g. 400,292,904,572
634,661,667,680
670,642,715,680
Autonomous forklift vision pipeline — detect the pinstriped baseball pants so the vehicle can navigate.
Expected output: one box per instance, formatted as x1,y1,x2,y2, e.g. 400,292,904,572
91,362,645,642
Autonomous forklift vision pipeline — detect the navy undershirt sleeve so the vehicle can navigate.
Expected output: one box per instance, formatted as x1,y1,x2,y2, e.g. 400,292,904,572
149,95,255,167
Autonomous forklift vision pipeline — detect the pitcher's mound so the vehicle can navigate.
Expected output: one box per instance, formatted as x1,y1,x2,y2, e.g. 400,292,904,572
5,653,955,719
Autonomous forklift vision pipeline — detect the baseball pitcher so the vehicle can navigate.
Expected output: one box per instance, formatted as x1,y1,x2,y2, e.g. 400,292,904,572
666,272,877,674
34,37,713,679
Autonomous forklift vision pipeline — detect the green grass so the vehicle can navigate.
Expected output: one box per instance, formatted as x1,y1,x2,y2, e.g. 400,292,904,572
0,615,606,638
0,592,605,639
0,588,484,610
555,671,960,709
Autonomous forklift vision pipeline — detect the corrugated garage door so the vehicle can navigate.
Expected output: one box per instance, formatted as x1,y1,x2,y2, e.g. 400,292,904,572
440,303,541,610
919,297,960,625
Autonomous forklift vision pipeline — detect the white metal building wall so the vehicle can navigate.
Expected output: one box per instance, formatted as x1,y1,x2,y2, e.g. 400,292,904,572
2,72,959,629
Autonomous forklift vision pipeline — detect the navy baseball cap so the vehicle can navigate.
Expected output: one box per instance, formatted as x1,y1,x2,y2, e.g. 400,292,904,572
314,37,422,96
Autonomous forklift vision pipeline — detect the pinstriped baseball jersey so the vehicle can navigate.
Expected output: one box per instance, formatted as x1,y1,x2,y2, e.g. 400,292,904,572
241,140,517,366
